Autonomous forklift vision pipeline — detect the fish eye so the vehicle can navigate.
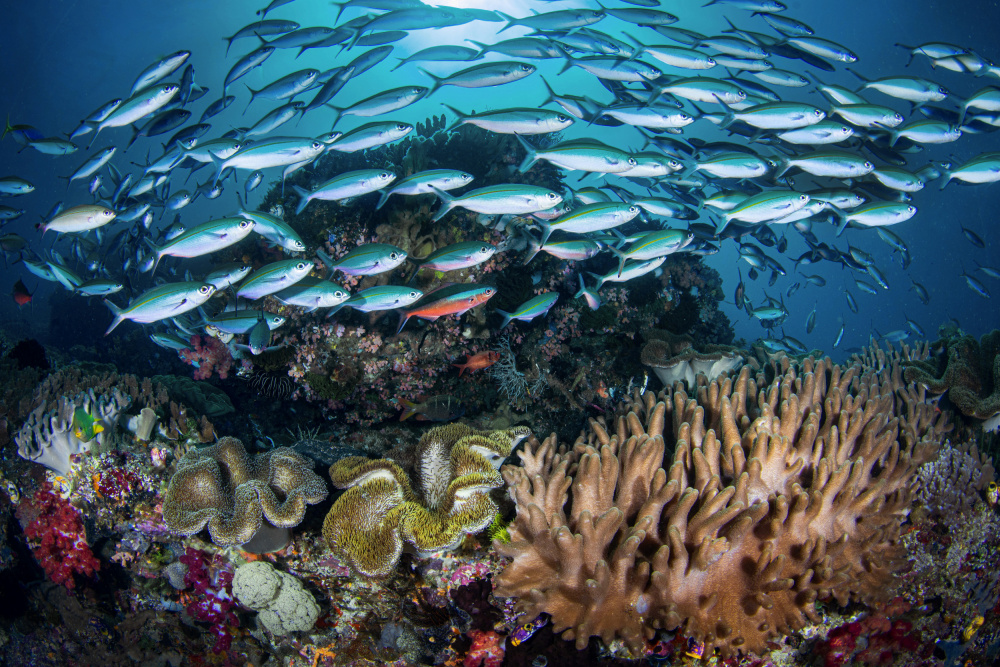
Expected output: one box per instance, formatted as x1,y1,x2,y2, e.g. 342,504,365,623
380,172,389,178
800,194,808,200
200,286,212,295
547,192,558,200
487,288,495,295
409,291,419,298
481,246,490,252
521,64,533,71
669,160,682,169
864,162,873,169
629,206,639,214
103,209,114,216
397,123,408,131
627,158,638,166
737,91,746,99
557,115,569,122
297,262,307,270
336,291,346,299
390,252,399,260
311,141,323,149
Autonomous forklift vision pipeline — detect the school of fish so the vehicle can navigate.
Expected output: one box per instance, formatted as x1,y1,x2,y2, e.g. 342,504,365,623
2,0,999,360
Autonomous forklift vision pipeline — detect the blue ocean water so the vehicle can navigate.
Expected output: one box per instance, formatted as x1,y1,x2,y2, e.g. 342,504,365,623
1,0,998,361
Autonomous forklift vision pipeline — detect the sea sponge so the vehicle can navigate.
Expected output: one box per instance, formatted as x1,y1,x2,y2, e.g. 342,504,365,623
232,561,319,635
163,436,328,552
494,356,945,657
323,424,530,577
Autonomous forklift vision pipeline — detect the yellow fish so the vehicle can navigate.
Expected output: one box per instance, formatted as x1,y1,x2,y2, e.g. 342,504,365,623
72,408,104,442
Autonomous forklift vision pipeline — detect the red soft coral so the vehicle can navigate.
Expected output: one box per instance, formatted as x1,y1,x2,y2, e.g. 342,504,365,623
20,485,99,590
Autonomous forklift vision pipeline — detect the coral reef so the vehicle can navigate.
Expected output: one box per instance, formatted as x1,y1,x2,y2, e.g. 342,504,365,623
162,436,328,551
494,355,946,657
902,329,1000,426
323,423,530,577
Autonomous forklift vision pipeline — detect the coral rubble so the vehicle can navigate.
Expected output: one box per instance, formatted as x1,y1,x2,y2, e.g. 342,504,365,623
494,355,946,657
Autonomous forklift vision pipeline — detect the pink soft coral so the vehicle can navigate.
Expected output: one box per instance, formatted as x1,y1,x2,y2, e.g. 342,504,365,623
179,335,233,380
463,630,504,667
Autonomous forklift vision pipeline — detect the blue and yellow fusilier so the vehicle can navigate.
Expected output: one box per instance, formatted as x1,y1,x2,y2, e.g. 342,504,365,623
497,292,559,329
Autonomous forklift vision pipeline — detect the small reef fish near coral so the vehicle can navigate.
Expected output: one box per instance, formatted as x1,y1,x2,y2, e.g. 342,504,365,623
1,0,1000,665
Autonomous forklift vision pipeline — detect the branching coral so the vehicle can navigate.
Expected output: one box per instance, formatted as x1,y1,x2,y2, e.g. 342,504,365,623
163,436,328,552
902,330,1000,427
15,388,130,476
493,355,946,657
323,424,531,577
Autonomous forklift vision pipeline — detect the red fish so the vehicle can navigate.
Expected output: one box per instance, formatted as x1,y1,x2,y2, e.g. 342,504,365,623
452,350,500,377
397,283,496,333
12,278,32,307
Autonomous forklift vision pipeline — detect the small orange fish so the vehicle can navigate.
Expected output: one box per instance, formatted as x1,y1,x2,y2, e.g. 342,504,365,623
452,350,500,377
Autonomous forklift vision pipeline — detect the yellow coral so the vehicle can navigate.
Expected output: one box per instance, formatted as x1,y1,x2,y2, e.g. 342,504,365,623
323,425,529,577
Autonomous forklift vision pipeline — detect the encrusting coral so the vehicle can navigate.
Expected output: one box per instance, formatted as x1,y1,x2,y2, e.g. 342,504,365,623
493,355,947,657
323,424,530,577
163,436,328,552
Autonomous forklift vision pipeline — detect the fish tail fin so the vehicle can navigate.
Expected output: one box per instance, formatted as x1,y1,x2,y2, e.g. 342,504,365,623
515,133,538,173
496,11,517,33
375,189,391,210
957,103,969,128
430,185,455,222
772,154,791,178
322,105,342,127
292,184,312,215
397,397,419,421
585,271,605,292
895,43,916,67
834,209,850,236
103,299,125,335
1,113,11,142
938,165,953,190
522,233,543,265
608,247,627,277
713,94,735,130
396,311,412,334
452,363,467,377
496,309,513,330
467,39,489,59
243,83,258,114
888,129,900,148
418,67,443,96
556,44,575,75
539,76,559,108
716,213,731,235
442,103,465,131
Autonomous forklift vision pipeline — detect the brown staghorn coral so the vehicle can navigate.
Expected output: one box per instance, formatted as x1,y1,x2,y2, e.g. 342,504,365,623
493,355,945,657
163,436,328,552
323,424,530,577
